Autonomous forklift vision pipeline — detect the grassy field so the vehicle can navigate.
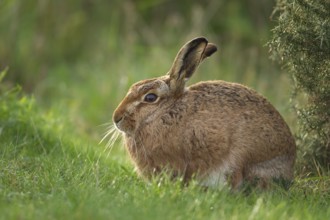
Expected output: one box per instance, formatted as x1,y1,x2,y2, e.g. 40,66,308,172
0,92,329,220
1,64,329,220
1,1,329,219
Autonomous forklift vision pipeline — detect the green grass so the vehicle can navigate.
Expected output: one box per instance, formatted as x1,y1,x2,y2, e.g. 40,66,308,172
1,71,329,220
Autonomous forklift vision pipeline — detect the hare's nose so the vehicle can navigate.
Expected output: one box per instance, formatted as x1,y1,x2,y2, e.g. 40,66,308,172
113,115,123,124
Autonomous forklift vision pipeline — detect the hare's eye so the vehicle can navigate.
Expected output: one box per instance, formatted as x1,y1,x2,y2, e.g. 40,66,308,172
144,93,158,103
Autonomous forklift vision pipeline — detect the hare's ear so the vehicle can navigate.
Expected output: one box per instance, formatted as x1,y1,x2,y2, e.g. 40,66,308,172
167,37,217,95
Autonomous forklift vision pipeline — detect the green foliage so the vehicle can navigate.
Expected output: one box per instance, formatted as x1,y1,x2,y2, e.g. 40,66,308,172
1,0,293,139
1,1,329,218
1,68,330,219
0,71,65,158
269,0,330,171
0,0,277,89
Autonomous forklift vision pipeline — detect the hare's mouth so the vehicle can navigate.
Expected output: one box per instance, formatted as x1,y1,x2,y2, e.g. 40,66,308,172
114,116,135,134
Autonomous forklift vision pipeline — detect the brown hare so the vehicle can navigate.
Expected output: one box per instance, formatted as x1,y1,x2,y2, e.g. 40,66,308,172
111,37,296,190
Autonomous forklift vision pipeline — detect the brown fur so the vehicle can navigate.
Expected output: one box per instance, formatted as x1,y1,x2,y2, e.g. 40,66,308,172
112,37,296,190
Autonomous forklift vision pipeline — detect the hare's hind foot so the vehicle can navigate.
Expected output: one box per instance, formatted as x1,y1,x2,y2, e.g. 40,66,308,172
226,154,294,190
199,155,294,190
243,154,295,190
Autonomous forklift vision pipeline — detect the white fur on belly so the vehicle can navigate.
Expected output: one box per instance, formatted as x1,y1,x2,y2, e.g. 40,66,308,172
200,163,231,188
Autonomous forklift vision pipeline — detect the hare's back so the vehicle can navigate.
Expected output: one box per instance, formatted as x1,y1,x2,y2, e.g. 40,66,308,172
187,80,295,159
189,80,268,108
188,80,290,130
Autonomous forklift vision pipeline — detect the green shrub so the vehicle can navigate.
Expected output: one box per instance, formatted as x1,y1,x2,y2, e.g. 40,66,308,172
269,0,330,172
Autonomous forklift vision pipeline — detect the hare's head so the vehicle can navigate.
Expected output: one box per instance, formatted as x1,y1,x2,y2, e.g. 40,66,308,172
113,37,217,135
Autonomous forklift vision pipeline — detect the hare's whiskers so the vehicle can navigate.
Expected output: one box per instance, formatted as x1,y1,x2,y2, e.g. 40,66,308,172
99,124,121,157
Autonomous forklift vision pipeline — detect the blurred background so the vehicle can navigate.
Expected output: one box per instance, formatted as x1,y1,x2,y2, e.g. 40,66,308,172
0,0,294,141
